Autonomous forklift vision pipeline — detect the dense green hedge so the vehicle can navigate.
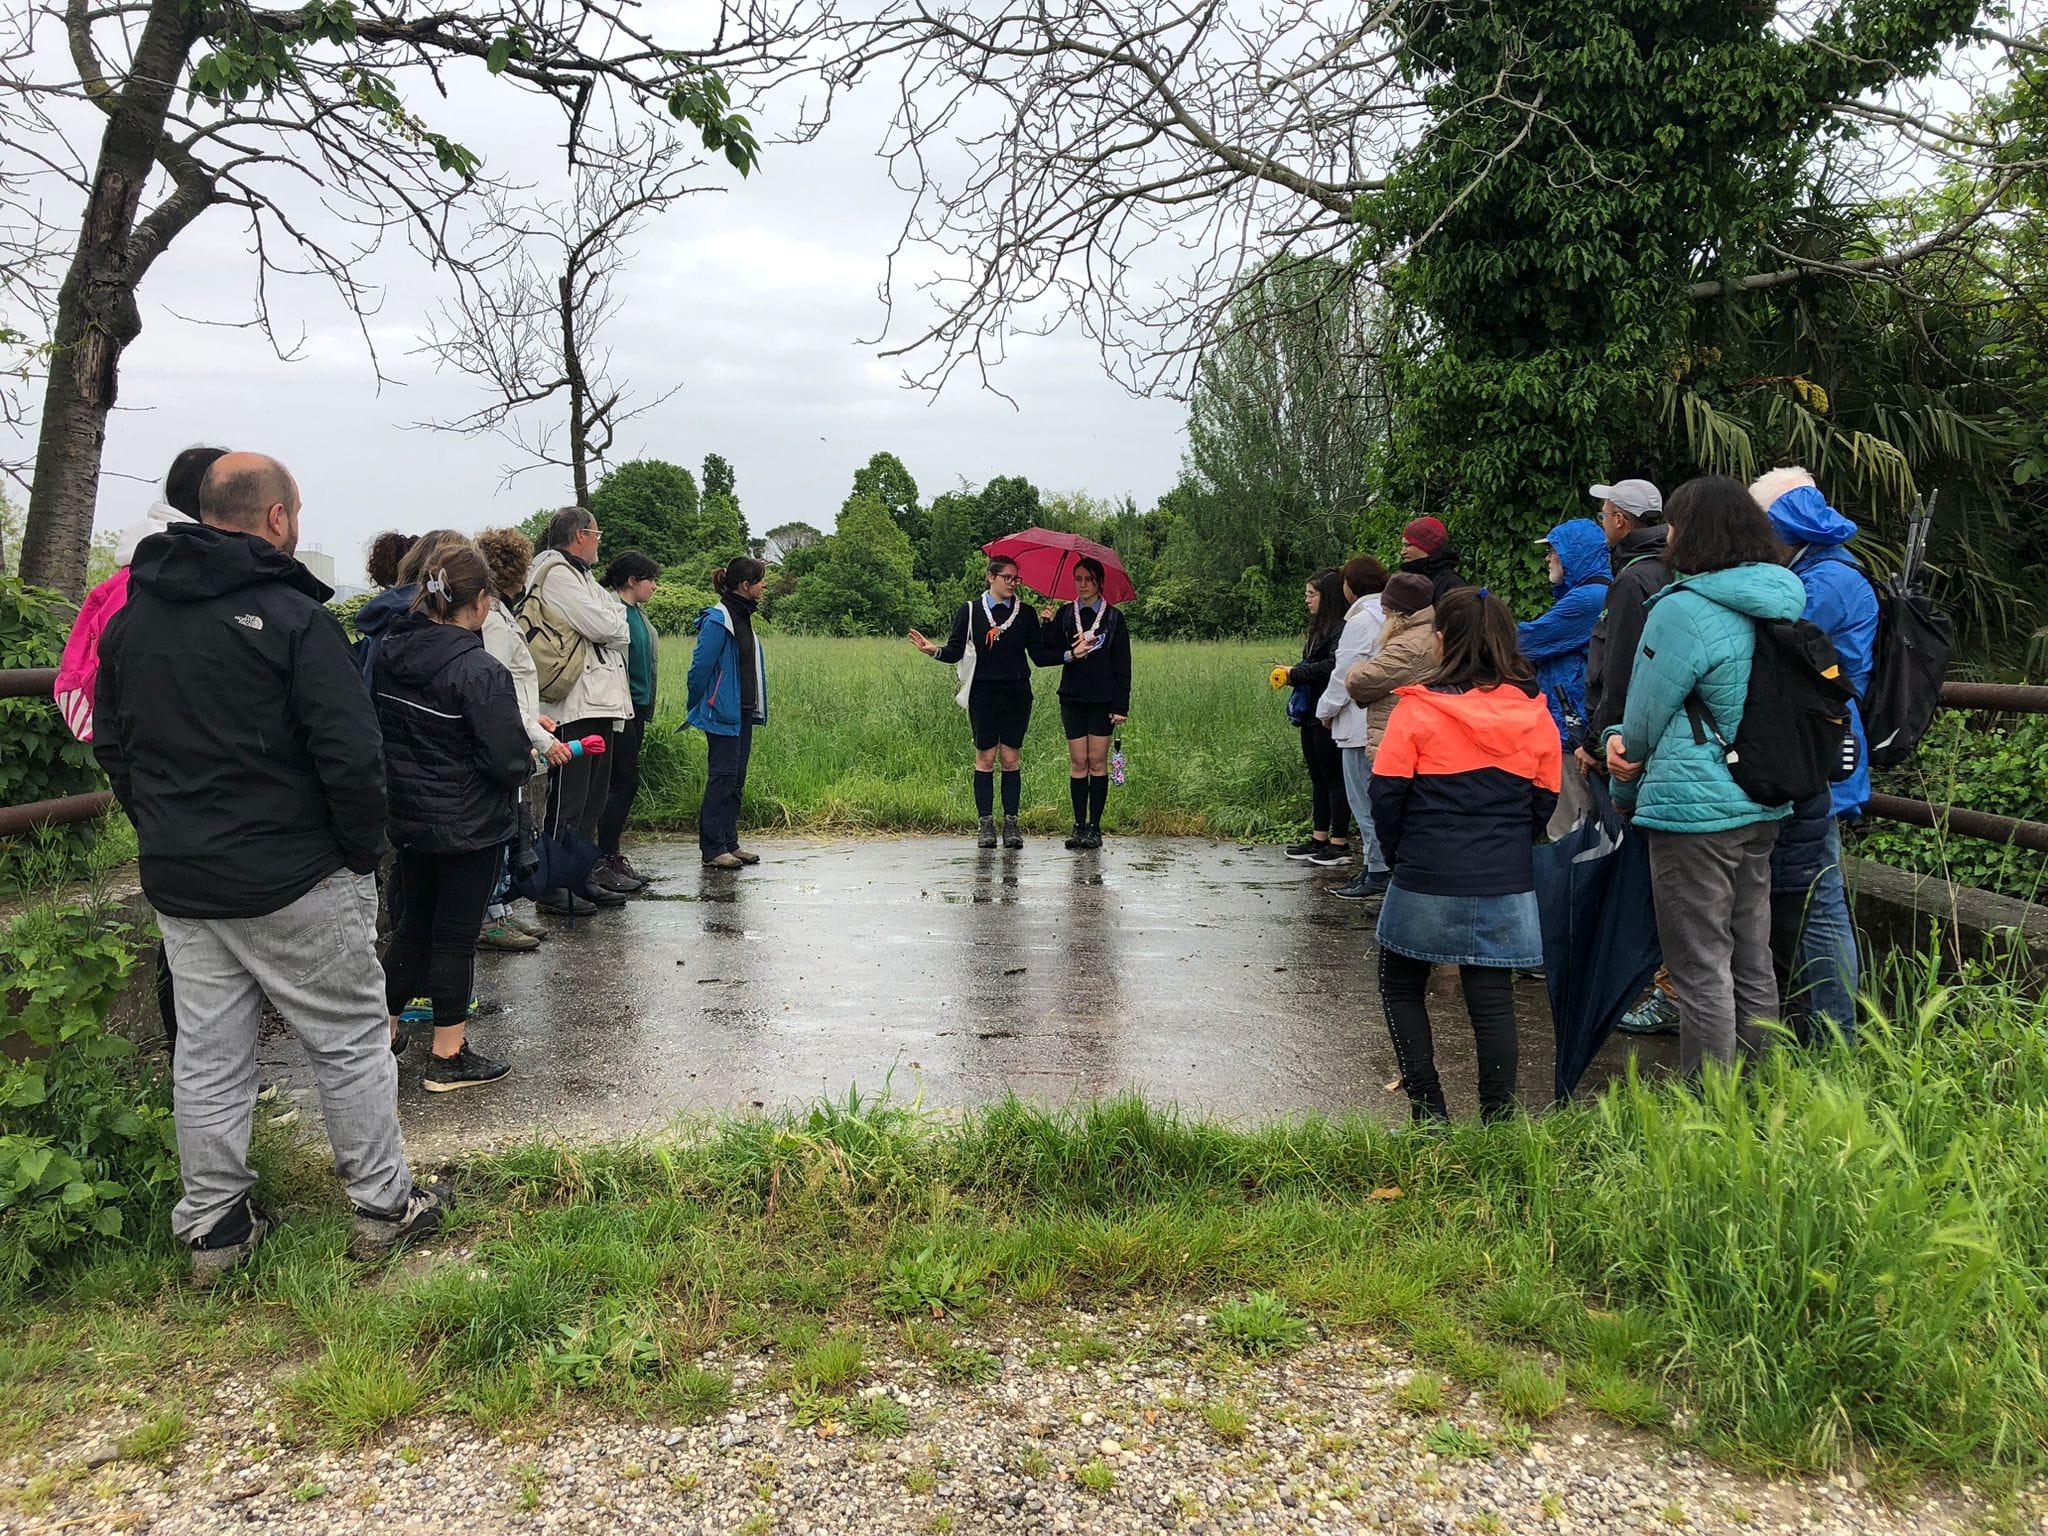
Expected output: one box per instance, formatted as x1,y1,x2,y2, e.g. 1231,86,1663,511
1850,712,2048,901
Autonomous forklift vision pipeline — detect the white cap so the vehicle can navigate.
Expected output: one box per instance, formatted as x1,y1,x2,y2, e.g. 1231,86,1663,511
1589,478,1663,520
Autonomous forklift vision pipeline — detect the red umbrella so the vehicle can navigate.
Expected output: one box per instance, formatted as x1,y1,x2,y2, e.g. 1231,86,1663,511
981,528,1137,604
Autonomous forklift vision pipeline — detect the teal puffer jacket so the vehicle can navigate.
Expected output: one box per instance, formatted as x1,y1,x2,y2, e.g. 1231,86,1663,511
1607,562,1809,834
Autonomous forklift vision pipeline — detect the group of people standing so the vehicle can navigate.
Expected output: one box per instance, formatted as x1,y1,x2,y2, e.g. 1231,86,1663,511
1280,476,1876,1119
909,552,1132,851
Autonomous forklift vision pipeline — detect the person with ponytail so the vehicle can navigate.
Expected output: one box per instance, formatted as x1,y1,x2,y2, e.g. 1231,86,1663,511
687,556,770,870
1037,555,1131,849
373,541,532,1092
1369,588,1560,1121
909,554,1048,848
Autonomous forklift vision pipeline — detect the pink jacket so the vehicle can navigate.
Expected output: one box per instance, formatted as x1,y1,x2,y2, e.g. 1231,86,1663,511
52,502,190,741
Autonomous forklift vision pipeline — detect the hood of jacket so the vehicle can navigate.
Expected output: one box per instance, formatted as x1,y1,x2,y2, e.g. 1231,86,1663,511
527,547,590,590
1765,484,1858,552
114,502,193,567
378,610,482,691
1611,522,1668,572
128,520,331,605
1656,562,1809,622
1546,518,1611,595
355,584,415,640
697,601,734,635
1387,680,1550,760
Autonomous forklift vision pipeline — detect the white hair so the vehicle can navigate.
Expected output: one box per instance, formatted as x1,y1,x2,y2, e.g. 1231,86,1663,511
1750,465,1816,510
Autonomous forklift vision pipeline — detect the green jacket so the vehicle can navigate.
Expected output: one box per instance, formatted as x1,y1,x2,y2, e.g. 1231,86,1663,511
623,601,658,710
1606,562,1808,834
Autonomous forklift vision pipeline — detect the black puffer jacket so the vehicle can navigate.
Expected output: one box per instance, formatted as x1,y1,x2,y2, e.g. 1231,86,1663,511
1399,547,1469,603
96,521,386,919
373,611,532,854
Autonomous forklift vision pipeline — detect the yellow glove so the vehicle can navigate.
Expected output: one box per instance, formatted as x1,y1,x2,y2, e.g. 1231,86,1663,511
1269,666,1290,690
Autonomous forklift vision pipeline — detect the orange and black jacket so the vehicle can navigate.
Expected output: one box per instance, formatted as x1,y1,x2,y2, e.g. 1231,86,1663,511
1368,683,1562,897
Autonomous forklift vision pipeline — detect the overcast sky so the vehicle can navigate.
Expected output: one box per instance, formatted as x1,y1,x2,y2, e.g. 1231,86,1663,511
72,45,1188,586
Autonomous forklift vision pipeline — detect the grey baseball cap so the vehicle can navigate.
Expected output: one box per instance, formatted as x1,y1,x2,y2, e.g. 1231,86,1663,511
1590,478,1663,520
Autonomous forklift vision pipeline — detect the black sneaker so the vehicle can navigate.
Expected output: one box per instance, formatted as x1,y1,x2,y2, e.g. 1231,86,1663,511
1001,816,1024,849
1309,843,1352,867
348,1181,450,1262
1330,869,1391,902
574,880,628,909
1284,839,1324,860
977,817,998,849
1065,822,1087,850
1083,824,1103,849
536,888,599,917
189,1200,275,1286
422,1044,510,1093
591,856,642,895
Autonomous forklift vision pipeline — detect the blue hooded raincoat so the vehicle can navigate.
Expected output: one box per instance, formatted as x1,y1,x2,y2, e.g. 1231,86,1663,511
1516,518,1610,745
1764,486,1878,817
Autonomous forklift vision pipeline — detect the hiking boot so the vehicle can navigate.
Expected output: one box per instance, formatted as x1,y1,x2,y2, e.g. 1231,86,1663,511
348,1182,451,1263
1002,816,1024,849
591,857,642,896
704,852,744,870
1065,822,1087,850
189,1200,275,1286
574,880,628,908
612,853,655,885
731,849,761,866
1083,824,1103,849
1284,839,1324,860
423,1044,511,1093
1617,991,1681,1036
977,817,998,849
477,919,541,952
1308,843,1352,867
1330,869,1390,902
536,888,599,918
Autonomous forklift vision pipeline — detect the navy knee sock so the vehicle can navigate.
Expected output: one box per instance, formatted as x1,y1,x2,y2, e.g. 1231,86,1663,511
1087,774,1109,825
1001,770,1022,817
1070,776,1089,823
973,769,995,818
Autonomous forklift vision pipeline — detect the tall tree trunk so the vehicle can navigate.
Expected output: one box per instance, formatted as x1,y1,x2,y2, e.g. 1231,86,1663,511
19,1,201,598
559,272,589,506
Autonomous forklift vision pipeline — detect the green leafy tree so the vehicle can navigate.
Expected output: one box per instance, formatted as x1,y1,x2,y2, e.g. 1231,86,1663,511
847,452,924,548
703,453,737,502
591,460,699,567
780,495,928,636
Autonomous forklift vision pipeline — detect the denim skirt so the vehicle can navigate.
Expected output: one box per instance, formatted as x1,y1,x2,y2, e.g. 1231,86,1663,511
1376,884,1543,969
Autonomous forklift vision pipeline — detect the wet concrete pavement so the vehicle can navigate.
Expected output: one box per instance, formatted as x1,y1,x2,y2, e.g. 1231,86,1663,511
267,836,1677,1152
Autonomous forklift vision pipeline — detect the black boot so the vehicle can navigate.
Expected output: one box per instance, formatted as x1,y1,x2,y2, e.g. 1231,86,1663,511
977,817,998,849
1002,816,1024,849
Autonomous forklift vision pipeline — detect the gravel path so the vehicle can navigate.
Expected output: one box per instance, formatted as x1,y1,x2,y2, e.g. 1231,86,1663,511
7,1311,2025,1536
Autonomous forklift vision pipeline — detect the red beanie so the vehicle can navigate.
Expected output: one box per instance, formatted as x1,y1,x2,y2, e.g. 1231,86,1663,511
1402,516,1449,555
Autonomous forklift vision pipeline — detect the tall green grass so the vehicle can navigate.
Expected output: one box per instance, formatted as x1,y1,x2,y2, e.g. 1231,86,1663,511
635,636,1306,837
7,955,2045,1484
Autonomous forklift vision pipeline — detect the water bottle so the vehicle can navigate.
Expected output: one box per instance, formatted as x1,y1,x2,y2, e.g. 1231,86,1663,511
1110,737,1126,787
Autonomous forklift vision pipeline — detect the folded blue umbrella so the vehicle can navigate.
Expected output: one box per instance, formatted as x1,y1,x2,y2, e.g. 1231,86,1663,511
1534,774,1663,1101
510,802,604,923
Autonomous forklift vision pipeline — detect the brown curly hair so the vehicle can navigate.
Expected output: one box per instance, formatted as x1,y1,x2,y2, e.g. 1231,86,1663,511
475,526,535,598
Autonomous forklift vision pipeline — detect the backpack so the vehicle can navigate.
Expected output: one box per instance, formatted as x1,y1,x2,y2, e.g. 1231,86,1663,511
1685,617,1855,807
1860,573,1954,769
514,581,590,706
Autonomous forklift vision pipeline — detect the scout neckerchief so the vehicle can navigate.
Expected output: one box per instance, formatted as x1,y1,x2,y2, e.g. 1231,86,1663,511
981,591,1020,650
1072,598,1107,651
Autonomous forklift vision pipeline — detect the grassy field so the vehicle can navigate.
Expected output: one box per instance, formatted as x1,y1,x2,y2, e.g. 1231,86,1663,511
634,636,1309,839
4,954,2045,1493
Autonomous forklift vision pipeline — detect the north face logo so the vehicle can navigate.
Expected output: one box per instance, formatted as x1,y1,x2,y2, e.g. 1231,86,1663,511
234,614,263,630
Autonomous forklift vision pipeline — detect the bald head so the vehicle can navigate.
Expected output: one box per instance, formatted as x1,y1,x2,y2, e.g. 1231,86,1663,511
200,453,301,554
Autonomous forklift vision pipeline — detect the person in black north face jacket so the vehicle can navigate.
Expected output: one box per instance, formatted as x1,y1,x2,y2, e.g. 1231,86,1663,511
372,542,531,1094
97,508,387,919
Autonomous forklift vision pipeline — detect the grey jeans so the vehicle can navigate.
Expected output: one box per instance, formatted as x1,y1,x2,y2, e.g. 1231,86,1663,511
158,869,414,1243
1645,821,1782,1078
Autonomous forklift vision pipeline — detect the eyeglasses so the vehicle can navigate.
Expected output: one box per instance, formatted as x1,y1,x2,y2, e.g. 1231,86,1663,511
993,572,1017,582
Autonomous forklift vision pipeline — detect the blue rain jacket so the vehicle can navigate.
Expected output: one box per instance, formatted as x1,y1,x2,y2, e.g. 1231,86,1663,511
1516,518,1610,745
1765,485,1878,817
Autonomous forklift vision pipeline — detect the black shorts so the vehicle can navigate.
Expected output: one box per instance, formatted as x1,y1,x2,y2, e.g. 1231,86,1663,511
1060,700,1116,740
968,684,1033,751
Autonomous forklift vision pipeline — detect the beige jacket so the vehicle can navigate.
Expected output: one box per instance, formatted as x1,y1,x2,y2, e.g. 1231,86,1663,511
1343,606,1436,755
527,548,631,725
480,602,556,755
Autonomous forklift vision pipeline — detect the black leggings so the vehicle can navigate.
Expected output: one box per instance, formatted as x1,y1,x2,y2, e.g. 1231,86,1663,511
1377,948,1519,1121
1300,722,1351,839
382,846,500,1030
595,705,651,856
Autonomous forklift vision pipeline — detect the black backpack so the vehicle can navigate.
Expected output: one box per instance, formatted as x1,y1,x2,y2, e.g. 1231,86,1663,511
1686,617,1856,807
1861,572,1954,769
